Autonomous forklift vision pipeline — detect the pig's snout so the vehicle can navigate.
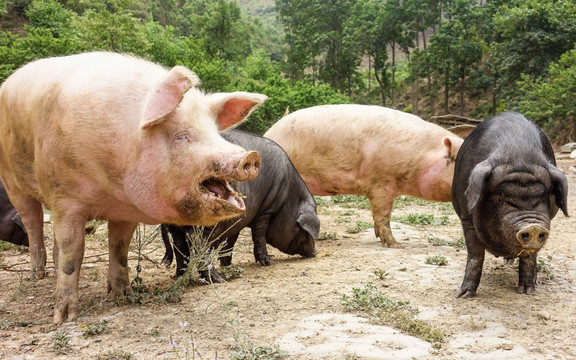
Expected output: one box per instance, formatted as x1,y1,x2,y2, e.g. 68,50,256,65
235,150,260,181
516,224,549,250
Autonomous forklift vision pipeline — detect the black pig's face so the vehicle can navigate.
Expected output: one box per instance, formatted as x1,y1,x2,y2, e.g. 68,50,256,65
468,163,558,258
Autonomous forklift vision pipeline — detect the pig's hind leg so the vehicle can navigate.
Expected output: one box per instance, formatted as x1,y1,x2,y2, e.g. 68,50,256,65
8,195,46,278
51,211,87,323
107,221,137,300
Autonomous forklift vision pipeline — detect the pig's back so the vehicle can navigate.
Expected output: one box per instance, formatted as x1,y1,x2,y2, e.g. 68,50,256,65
264,104,449,194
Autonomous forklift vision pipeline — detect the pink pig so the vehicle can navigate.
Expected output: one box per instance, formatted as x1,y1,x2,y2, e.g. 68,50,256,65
264,104,464,248
0,52,266,323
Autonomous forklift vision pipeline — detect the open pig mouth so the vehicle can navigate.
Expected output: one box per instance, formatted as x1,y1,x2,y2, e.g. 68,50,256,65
200,177,246,210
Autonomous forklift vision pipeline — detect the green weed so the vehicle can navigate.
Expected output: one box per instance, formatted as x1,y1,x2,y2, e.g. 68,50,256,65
392,213,450,226
346,221,373,234
96,350,135,360
318,231,337,240
52,331,71,354
341,282,446,345
537,259,555,280
428,235,465,248
83,319,110,338
425,255,448,266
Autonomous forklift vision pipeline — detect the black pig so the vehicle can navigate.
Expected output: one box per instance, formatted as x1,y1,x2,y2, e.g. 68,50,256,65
0,180,28,246
452,112,568,298
162,129,319,280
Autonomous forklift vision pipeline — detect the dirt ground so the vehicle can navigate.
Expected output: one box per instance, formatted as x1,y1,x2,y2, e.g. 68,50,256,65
1,160,575,360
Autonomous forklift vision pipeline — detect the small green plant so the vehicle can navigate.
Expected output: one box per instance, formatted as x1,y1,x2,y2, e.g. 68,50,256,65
428,235,465,248
0,319,34,330
425,255,448,266
393,196,432,209
219,265,245,281
346,221,373,234
335,216,352,224
83,319,110,338
230,337,284,360
52,331,71,354
149,328,161,337
318,231,337,240
537,259,555,280
332,195,371,209
341,282,446,345
339,209,358,216
392,213,450,226
373,269,390,281
96,349,135,360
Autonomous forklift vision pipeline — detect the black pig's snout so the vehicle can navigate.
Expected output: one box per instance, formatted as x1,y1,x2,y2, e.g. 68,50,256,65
516,224,549,249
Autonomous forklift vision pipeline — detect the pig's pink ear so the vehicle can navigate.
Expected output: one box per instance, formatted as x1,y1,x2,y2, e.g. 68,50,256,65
141,66,200,129
443,136,462,162
208,92,268,130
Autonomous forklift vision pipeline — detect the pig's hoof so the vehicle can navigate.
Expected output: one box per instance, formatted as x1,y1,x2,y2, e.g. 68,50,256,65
380,238,401,248
518,285,535,295
256,255,272,266
455,288,476,298
199,269,226,284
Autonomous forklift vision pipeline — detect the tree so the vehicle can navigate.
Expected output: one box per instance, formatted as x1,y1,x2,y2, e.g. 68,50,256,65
493,0,576,102
518,44,576,143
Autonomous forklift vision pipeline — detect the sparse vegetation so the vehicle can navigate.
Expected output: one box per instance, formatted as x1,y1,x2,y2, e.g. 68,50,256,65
392,214,450,227
425,255,448,266
341,281,446,345
427,235,465,248
537,259,555,280
52,331,71,354
83,319,110,338
96,350,135,360
346,221,373,234
318,231,337,240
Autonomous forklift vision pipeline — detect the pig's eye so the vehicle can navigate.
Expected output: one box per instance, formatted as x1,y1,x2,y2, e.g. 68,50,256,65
174,132,190,142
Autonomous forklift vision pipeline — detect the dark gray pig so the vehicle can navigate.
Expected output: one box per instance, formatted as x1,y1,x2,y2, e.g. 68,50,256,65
0,181,28,246
452,112,568,298
162,129,319,280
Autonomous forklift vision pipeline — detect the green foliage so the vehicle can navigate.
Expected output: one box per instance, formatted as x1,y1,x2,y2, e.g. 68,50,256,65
425,255,448,266
392,213,450,226
341,281,446,344
346,221,373,234
82,320,110,338
518,44,576,142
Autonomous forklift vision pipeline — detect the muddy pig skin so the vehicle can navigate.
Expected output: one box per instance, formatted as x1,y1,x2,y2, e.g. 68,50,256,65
452,112,568,298
161,129,319,281
0,52,267,323
0,180,28,246
264,104,464,247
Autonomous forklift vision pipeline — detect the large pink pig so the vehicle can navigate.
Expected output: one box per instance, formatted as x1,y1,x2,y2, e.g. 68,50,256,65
0,52,266,323
264,104,464,248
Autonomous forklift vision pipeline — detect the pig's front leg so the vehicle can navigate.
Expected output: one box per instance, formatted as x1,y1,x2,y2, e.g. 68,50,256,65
107,221,136,300
219,232,240,267
367,190,398,248
456,218,485,298
518,253,538,295
52,212,86,323
251,214,272,266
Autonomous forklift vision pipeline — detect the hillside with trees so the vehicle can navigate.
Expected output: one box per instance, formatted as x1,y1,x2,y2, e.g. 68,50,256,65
1,0,575,142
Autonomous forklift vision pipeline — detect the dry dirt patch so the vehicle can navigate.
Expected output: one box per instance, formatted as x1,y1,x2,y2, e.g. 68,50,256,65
1,162,575,360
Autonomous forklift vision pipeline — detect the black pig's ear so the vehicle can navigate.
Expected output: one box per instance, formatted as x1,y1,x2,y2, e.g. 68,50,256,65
465,160,493,214
548,165,569,217
297,203,320,239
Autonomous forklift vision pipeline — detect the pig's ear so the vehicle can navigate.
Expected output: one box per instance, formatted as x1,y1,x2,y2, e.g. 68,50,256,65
443,136,462,163
141,66,200,129
11,212,26,233
297,204,320,239
548,165,569,217
465,160,493,214
207,92,268,130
